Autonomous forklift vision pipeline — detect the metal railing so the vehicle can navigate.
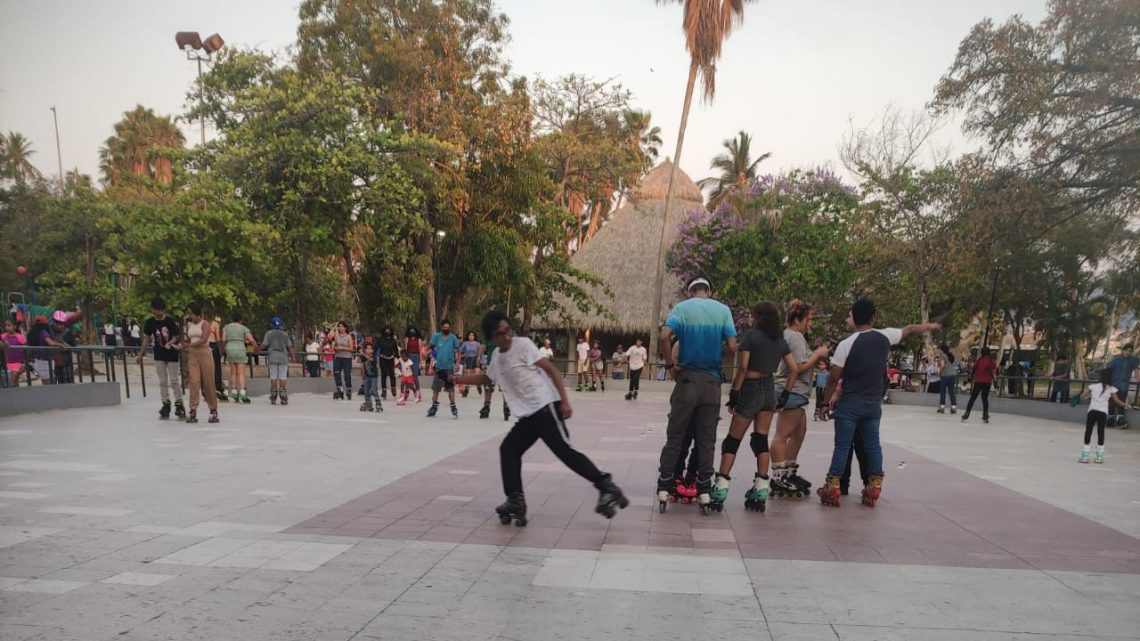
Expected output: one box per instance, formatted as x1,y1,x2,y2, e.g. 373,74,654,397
887,370,1139,405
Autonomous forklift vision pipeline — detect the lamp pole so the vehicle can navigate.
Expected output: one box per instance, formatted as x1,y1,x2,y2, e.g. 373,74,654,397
175,32,224,146
50,106,63,187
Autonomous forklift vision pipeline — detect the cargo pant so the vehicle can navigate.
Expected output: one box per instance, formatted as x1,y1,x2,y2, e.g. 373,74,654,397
656,369,722,492
155,360,184,404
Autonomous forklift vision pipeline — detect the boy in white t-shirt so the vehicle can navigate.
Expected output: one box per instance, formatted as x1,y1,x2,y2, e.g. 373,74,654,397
446,311,628,526
1079,368,1133,464
623,338,648,401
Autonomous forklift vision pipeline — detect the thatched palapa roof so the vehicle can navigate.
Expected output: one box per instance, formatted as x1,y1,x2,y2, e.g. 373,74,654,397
542,159,705,334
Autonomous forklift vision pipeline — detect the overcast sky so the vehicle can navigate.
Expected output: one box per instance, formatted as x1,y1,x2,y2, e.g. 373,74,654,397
0,0,1048,187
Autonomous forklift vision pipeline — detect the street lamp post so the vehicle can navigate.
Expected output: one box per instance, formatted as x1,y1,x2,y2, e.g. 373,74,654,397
175,32,225,145
433,230,446,327
49,107,63,187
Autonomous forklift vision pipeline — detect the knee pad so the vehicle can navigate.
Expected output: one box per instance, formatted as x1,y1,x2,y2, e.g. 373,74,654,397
750,432,769,457
721,434,742,455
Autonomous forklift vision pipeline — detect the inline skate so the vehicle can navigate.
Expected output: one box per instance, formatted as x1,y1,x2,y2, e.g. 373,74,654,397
744,474,769,512
708,473,730,512
159,401,171,420
594,474,629,519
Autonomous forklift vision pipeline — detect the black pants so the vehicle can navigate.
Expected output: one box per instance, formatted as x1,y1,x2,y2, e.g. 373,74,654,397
305,361,321,378
965,383,991,417
379,359,396,392
210,344,224,392
1085,410,1107,446
840,426,867,492
1050,381,1069,403
657,370,721,490
672,419,699,481
629,367,643,392
815,387,825,412
500,402,605,496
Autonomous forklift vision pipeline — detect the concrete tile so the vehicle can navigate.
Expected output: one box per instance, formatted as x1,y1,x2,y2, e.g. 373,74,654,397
100,571,178,586
38,506,134,517
3,579,86,594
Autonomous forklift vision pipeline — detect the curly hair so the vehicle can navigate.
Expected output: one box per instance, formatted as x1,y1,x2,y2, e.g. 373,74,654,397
751,301,782,340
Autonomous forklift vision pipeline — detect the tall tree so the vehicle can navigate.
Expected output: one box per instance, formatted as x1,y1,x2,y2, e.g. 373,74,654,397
650,0,755,354
934,0,1140,214
1,132,43,185
697,130,770,209
99,105,185,187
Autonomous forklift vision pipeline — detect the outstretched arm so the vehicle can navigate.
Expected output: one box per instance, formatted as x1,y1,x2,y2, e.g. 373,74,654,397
901,322,942,341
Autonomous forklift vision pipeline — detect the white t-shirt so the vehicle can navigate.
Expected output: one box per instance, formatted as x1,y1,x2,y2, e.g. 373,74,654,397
538,345,554,360
576,341,589,362
130,324,141,339
487,337,561,418
398,359,414,377
624,345,648,370
104,323,115,335
1087,383,1117,414
305,341,321,361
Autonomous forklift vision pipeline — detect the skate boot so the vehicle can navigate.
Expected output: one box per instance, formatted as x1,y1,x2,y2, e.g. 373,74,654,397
270,390,278,405
575,384,583,392
374,397,383,412
159,401,172,420
625,391,633,401
495,492,527,527
787,463,812,493
479,403,491,419
333,387,344,400
594,473,629,519
415,391,422,403
600,380,605,392
861,475,883,507
503,403,510,421
174,401,187,421
817,475,841,507
360,398,373,412
681,474,697,501
656,475,674,513
357,385,365,397
937,405,945,414
1094,450,1104,464
426,403,439,418
982,414,990,424
771,472,805,499
461,387,469,398
217,389,229,402
240,391,250,404
1079,448,1090,463
961,409,970,422
744,474,769,513
231,390,242,403
345,388,352,401
186,409,199,424
450,404,458,420
671,477,690,504
696,479,714,516
709,473,731,512
280,390,288,406
396,394,407,407
381,389,387,401
950,405,957,415
633,390,638,400
208,410,219,424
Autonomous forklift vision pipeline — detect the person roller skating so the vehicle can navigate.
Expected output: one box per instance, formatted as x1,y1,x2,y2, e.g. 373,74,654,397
709,301,820,513
426,319,460,419
330,321,356,403
260,316,294,408
818,298,940,508
178,303,221,426
961,347,997,423
447,310,628,526
139,297,186,423
654,278,738,517
769,300,829,505
623,338,648,400
1079,368,1132,465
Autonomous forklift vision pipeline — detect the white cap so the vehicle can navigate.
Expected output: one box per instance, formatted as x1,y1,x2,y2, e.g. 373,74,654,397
687,277,711,292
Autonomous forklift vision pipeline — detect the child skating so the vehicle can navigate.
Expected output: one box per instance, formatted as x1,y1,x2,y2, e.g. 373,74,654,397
445,310,628,526
359,343,382,412
1079,369,1132,464
396,349,415,406
259,316,294,405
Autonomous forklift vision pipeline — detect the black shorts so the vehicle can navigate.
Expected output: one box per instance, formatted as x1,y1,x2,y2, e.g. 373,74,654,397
431,369,454,393
735,378,776,417
463,357,479,370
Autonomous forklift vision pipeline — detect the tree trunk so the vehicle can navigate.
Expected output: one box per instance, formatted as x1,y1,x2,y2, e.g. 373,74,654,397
339,238,367,333
425,235,438,333
648,57,700,358
917,282,936,358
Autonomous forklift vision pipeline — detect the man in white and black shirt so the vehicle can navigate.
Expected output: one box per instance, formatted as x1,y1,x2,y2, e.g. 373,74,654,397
446,310,628,526
818,298,940,507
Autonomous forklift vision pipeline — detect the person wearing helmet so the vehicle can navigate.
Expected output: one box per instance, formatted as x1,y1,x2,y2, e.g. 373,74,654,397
259,316,295,405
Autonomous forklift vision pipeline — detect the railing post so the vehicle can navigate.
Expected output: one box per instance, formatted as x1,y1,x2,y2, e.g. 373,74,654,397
121,348,130,399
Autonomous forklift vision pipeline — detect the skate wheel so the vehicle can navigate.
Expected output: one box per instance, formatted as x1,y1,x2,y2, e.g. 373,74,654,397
759,502,766,513
499,515,512,525
658,501,667,514
514,517,527,527
699,504,712,516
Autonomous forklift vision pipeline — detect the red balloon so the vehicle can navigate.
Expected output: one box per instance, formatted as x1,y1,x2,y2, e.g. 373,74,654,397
16,265,27,276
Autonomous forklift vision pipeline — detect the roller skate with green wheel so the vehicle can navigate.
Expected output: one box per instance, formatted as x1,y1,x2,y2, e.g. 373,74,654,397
708,473,730,512
744,474,769,512
1079,448,1090,463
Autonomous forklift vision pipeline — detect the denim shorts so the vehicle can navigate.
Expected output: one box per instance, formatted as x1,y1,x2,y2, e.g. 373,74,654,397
776,386,810,411
268,363,288,380
735,378,776,417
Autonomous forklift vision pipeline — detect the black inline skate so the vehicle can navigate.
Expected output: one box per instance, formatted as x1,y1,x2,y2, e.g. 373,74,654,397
496,492,527,526
333,387,345,400
479,403,491,419
279,390,289,406
159,401,171,420
594,474,629,519
503,403,510,421
770,471,806,499
786,463,812,493
270,390,278,405
174,401,187,421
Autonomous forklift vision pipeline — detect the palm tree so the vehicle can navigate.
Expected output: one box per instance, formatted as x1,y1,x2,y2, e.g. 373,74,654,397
99,105,185,186
649,0,755,352
623,109,663,163
698,130,770,209
1,132,43,185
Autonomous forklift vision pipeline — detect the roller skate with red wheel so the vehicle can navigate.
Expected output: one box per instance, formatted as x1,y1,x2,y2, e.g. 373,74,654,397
817,475,841,507
860,475,883,508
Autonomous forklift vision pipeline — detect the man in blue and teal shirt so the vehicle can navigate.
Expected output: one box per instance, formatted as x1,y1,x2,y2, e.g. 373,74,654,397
656,277,737,512
427,319,461,418
1108,343,1137,427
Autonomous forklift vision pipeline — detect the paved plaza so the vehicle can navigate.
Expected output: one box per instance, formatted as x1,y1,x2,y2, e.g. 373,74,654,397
0,385,1138,640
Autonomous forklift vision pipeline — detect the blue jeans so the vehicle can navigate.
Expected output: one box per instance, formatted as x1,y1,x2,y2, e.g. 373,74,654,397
363,375,377,399
333,356,353,390
409,354,422,390
939,375,957,406
827,397,884,478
